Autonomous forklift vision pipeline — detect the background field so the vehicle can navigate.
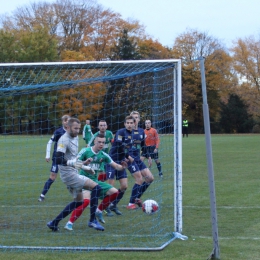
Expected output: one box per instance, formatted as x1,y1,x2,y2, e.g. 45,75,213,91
1,134,260,259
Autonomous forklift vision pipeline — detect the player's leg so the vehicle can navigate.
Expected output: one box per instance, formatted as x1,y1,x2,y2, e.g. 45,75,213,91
153,148,162,177
64,190,90,231
83,178,104,231
96,185,119,223
127,167,144,210
47,191,84,232
38,163,58,202
137,166,154,200
108,174,128,215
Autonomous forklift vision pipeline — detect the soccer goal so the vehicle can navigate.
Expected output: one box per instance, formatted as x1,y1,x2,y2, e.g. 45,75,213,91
0,60,183,251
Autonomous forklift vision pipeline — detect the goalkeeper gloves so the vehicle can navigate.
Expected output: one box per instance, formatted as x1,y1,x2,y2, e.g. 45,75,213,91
67,159,83,170
81,165,95,174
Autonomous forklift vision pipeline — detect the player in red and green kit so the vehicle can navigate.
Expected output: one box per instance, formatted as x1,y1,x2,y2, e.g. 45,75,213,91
64,133,127,231
88,120,114,181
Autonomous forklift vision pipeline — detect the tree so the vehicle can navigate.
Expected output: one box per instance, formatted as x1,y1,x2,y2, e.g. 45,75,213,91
138,38,173,59
171,28,236,132
230,36,260,119
219,94,254,133
110,29,141,60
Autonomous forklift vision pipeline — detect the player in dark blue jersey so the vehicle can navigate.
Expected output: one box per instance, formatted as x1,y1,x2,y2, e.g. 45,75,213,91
105,115,137,215
126,111,154,210
38,115,70,202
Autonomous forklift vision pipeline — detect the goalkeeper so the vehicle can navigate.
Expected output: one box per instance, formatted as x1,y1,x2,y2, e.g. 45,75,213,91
47,118,104,232
64,133,127,231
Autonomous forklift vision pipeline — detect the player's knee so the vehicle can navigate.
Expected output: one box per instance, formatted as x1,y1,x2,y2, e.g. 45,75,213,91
50,173,57,180
120,184,128,191
145,174,154,183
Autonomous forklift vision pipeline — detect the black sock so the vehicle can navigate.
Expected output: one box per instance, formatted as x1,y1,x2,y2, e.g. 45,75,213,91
137,182,151,199
52,201,83,226
41,178,54,196
129,184,141,203
112,189,125,206
89,185,101,222
157,163,162,173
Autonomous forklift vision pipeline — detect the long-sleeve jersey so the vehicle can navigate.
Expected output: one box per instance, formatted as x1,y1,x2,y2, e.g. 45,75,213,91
144,127,160,149
109,128,133,162
46,126,66,159
82,124,93,143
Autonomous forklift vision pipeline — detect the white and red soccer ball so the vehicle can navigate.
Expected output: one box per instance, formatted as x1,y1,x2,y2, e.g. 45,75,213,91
142,199,159,215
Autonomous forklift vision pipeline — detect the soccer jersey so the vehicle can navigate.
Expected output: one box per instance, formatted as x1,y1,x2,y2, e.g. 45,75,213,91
129,127,145,158
144,127,160,148
109,128,133,162
78,147,113,181
46,127,66,160
88,130,114,153
83,124,93,144
57,132,79,173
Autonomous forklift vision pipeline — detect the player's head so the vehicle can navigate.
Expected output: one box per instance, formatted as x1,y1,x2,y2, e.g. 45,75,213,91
145,120,152,129
130,111,140,126
61,115,70,129
67,118,81,137
94,133,106,151
124,115,135,131
98,120,107,133
86,120,90,125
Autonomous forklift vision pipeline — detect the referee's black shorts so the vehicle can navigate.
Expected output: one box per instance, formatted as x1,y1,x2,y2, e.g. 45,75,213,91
141,146,159,160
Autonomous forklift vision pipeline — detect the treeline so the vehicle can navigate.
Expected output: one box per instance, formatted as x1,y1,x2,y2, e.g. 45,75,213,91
0,0,260,133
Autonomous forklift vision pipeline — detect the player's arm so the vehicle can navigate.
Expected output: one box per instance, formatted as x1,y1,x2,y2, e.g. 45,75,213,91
110,161,128,171
154,129,160,152
87,133,96,147
82,125,86,140
46,135,54,162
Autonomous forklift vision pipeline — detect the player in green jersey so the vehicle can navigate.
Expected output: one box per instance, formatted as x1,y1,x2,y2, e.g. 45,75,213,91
82,119,93,146
64,133,127,231
88,120,114,181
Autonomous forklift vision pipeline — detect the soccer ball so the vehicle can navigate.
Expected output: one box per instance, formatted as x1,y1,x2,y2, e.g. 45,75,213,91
142,199,159,215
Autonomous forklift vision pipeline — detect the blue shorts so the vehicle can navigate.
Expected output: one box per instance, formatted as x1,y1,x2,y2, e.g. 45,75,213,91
50,160,59,174
133,157,147,171
106,164,127,180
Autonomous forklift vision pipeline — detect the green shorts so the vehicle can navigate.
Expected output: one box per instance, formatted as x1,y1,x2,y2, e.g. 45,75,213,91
96,180,113,199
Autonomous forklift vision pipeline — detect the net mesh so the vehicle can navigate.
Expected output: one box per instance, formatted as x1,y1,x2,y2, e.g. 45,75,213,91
0,60,180,251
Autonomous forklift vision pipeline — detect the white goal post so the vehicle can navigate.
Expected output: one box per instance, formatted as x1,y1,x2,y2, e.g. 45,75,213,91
0,59,183,251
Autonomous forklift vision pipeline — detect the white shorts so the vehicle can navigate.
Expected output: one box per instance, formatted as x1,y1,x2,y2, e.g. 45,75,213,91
59,166,90,198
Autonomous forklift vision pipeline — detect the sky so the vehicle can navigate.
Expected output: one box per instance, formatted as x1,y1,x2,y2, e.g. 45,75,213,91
1,0,260,48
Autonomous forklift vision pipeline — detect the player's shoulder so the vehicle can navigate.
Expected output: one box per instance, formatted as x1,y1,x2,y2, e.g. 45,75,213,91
138,127,145,134
54,126,64,134
116,128,125,134
78,146,91,157
106,130,113,135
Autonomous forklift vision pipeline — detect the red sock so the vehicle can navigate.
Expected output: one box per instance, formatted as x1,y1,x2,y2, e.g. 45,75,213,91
98,191,119,211
69,199,90,223
98,172,107,182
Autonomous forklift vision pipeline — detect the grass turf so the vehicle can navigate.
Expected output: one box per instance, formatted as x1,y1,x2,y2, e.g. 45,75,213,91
1,134,260,259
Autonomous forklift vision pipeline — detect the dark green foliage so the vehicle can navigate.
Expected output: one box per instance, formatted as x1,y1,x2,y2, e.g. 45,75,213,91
219,94,254,133
110,29,141,60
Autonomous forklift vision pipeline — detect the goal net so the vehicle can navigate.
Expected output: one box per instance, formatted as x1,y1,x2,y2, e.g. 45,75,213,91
0,60,182,251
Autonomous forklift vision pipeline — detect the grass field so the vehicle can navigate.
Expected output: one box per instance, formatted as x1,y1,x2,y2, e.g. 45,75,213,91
1,134,260,259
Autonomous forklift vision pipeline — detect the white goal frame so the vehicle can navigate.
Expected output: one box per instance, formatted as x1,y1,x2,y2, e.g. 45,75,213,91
0,59,183,250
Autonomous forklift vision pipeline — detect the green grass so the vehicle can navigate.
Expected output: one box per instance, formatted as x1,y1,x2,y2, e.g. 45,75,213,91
1,134,260,259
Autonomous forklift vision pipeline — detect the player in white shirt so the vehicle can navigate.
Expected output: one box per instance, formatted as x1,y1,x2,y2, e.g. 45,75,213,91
47,118,104,232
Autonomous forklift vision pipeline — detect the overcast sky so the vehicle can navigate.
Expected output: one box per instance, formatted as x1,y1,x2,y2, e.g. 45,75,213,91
2,0,260,48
